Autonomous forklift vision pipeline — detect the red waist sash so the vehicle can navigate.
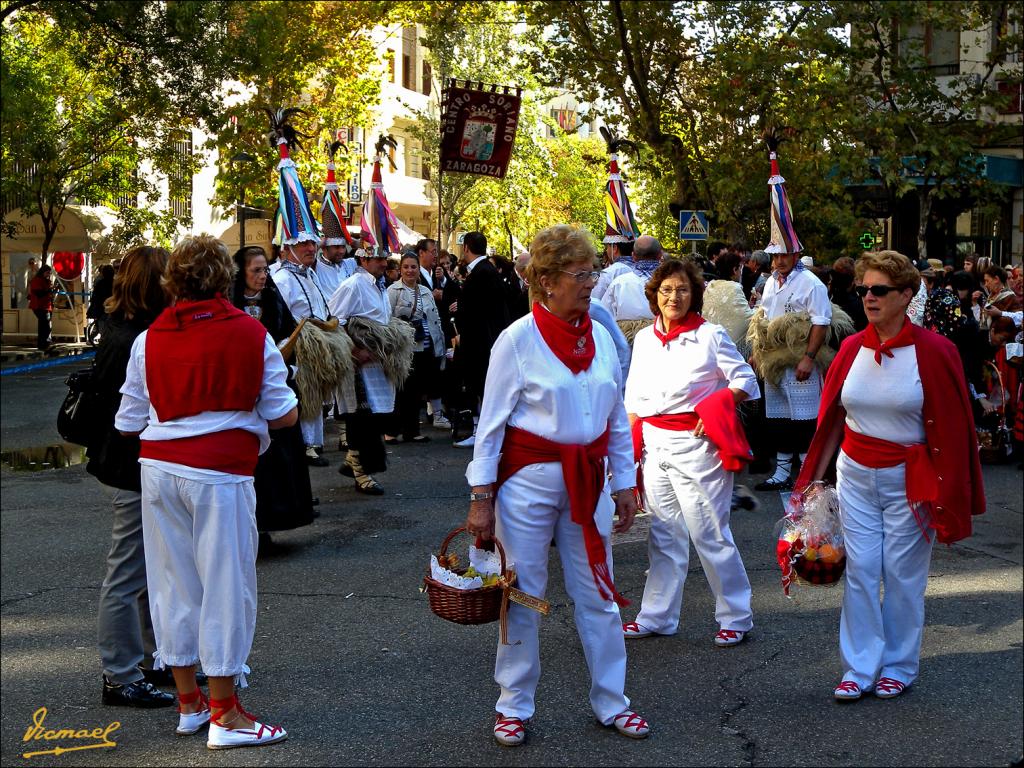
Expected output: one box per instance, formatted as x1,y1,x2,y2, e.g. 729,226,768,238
841,428,938,537
496,425,627,606
140,429,260,476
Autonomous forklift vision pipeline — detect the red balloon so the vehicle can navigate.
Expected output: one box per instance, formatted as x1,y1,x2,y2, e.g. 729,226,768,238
52,251,84,280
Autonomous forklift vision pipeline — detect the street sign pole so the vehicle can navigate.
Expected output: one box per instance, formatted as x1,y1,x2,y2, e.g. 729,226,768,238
678,210,710,258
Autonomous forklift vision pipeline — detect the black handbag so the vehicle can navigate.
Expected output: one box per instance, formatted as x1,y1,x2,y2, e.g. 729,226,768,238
404,287,427,342
57,367,97,446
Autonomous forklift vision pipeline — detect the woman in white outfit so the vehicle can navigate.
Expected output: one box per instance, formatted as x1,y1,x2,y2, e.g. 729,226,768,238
623,258,760,647
796,251,984,702
116,235,298,750
464,224,649,746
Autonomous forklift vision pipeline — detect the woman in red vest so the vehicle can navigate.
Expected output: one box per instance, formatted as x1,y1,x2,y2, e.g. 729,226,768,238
28,263,55,349
464,224,648,746
796,250,984,702
621,258,760,648
116,235,298,750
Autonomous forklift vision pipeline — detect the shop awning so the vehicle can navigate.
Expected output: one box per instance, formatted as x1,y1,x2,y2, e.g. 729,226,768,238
1,205,118,253
845,153,1023,188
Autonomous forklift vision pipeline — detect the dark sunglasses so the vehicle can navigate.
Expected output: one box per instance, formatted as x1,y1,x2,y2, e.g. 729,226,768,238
855,284,900,298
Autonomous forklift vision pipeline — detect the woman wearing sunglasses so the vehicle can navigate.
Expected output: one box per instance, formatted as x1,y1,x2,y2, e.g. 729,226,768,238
464,224,648,746
621,258,760,648
796,250,984,702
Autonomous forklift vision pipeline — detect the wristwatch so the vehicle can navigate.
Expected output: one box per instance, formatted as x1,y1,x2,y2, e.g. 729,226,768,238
469,491,494,502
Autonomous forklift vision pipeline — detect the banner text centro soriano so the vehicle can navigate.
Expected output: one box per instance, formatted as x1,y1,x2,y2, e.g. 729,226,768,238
440,80,522,179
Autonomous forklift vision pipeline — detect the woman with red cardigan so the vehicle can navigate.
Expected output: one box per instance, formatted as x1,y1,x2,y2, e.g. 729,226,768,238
796,251,984,702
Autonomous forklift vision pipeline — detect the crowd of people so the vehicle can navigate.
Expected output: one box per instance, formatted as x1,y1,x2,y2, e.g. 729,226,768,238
77,217,1021,751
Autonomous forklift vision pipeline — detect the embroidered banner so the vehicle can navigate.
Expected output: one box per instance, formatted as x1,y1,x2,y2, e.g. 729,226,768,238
440,80,522,179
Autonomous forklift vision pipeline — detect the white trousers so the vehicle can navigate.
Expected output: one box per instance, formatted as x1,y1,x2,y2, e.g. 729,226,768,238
140,465,258,677
635,427,753,634
764,366,823,420
494,462,629,724
836,451,934,688
300,413,324,448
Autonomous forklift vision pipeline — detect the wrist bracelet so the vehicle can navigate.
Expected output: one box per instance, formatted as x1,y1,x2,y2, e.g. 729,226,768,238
469,491,493,502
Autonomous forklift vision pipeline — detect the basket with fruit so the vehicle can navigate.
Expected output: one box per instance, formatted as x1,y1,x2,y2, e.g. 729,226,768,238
775,481,847,595
423,527,520,642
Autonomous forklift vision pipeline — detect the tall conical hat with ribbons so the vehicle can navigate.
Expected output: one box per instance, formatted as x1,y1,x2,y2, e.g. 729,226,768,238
600,126,640,244
321,141,353,247
359,134,403,256
763,129,802,254
266,107,321,246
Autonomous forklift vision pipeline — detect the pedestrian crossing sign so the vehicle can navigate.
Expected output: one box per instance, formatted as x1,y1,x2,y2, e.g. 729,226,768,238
678,210,709,241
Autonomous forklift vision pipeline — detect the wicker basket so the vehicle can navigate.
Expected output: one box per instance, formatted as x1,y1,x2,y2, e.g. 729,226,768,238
423,527,516,627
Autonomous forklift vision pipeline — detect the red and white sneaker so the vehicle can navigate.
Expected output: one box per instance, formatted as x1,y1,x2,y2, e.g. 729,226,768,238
874,677,907,699
713,629,746,647
206,695,287,750
611,709,650,739
175,688,210,735
622,621,654,639
833,680,863,701
493,713,526,746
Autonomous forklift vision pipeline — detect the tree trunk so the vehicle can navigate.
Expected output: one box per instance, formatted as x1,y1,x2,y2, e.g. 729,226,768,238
916,188,932,261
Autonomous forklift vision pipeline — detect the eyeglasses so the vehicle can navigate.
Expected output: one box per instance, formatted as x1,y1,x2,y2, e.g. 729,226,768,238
560,269,602,284
658,287,691,298
855,284,900,297
247,267,271,275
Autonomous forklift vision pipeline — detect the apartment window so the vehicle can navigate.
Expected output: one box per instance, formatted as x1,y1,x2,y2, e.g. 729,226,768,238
422,61,432,96
387,51,395,83
402,26,417,92
169,129,193,220
549,108,578,136
402,55,413,90
997,80,1023,114
405,138,421,179
899,23,960,75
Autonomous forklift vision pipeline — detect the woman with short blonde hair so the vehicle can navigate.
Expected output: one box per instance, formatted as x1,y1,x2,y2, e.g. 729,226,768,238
525,224,598,305
465,223,648,745
163,235,234,302
116,234,298,749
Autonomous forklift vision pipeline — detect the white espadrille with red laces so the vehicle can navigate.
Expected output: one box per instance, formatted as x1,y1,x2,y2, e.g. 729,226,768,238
713,629,746,647
206,695,287,750
175,688,211,735
493,714,526,746
833,681,863,701
622,621,654,639
874,677,907,699
611,710,650,739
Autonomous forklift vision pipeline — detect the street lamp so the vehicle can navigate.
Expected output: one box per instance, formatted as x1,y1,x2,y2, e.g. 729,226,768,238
231,151,256,249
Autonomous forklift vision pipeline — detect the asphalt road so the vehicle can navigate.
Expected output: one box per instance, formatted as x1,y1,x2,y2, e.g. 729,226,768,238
1,359,1022,767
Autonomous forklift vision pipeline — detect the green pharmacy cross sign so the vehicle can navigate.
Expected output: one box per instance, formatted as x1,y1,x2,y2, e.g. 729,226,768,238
858,232,875,250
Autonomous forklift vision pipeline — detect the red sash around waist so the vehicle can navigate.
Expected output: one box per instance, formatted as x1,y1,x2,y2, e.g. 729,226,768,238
842,428,938,537
496,425,627,606
140,429,260,476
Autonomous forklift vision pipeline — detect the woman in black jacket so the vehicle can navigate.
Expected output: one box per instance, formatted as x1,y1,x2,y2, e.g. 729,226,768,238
230,246,315,544
87,245,176,708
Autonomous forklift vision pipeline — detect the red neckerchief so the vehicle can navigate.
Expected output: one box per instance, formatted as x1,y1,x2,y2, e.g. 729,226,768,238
862,316,915,365
532,302,595,374
652,312,704,346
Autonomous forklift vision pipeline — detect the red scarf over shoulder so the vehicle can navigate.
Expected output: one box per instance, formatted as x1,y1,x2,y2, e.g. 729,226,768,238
795,325,984,544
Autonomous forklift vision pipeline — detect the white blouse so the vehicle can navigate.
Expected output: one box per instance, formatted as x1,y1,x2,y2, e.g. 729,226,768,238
272,265,329,322
465,312,635,492
842,345,925,444
758,267,832,326
625,319,760,417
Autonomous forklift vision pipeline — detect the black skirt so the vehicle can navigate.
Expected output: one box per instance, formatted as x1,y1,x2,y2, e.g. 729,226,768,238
252,421,315,532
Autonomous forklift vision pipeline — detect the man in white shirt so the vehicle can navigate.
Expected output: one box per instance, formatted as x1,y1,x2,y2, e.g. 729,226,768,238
328,247,396,494
272,237,333,466
315,240,356,300
592,239,635,303
602,235,663,322
753,251,832,490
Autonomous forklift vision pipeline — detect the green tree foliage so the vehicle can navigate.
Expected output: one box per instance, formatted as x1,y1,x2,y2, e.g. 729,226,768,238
842,0,1023,259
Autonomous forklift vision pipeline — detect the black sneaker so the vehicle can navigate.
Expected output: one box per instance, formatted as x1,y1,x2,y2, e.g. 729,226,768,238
140,666,207,687
102,677,175,708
